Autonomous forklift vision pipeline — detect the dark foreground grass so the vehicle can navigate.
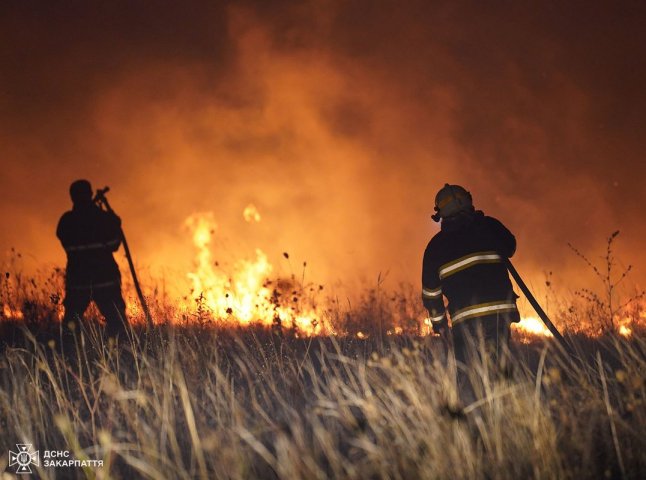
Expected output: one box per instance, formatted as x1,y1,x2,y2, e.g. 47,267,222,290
0,317,644,480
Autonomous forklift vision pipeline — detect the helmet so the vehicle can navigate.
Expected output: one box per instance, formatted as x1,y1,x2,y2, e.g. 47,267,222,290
69,179,93,204
431,184,473,222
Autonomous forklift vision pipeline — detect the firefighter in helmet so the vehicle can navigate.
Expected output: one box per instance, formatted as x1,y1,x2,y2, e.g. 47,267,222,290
422,184,519,387
57,180,127,337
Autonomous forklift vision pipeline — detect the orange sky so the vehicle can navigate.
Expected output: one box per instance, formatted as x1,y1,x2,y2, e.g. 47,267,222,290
1,1,645,301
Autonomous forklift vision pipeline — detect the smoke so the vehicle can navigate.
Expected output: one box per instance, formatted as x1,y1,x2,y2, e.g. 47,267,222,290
1,0,645,298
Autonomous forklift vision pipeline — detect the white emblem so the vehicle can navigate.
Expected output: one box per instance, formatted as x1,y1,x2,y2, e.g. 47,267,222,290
8,444,40,474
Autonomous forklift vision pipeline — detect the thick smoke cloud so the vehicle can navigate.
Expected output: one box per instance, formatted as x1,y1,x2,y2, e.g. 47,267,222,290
1,1,645,298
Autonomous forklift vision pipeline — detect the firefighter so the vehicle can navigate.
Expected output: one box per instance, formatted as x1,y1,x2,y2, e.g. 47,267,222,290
57,180,127,337
422,184,519,396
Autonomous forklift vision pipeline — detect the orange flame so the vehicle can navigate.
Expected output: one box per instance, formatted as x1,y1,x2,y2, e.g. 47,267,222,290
617,315,635,337
184,210,327,335
514,316,553,338
2,304,24,320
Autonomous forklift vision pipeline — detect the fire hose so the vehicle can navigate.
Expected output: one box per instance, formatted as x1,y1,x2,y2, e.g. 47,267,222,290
504,258,576,358
94,187,153,329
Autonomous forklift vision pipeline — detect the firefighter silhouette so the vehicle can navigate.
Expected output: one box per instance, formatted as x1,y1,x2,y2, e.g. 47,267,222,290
422,184,519,400
57,180,127,337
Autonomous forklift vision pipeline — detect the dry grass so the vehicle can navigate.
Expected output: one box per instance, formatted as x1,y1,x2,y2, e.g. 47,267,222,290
0,308,644,479
0,255,645,479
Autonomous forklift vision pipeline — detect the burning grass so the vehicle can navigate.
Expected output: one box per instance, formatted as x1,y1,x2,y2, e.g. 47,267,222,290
1,224,645,478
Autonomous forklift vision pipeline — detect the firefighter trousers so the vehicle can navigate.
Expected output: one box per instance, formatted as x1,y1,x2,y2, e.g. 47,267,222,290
451,315,514,404
63,283,127,337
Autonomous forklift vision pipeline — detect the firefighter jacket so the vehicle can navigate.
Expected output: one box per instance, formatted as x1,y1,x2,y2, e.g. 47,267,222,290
421,211,520,327
57,203,122,289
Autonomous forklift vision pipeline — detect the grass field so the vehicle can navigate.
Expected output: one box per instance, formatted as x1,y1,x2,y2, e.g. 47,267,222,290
1,242,645,479
1,278,645,480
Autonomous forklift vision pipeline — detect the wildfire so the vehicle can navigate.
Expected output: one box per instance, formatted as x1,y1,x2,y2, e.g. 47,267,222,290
184,210,326,335
617,316,635,337
513,315,637,339
618,324,632,337
387,326,404,336
2,304,23,320
3,209,640,343
514,316,553,338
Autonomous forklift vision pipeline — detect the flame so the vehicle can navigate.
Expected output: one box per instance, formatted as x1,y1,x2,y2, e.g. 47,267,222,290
617,316,634,337
618,324,632,337
184,210,326,335
387,326,404,336
243,204,262,223
514,316,553,338
2,304,23,320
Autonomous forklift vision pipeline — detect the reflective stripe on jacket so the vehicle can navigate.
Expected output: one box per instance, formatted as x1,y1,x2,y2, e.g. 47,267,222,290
64,239,121,252
421,211,520,325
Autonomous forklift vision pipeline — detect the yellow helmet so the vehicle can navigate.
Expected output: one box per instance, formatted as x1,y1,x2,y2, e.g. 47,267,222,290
431,184,473,222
